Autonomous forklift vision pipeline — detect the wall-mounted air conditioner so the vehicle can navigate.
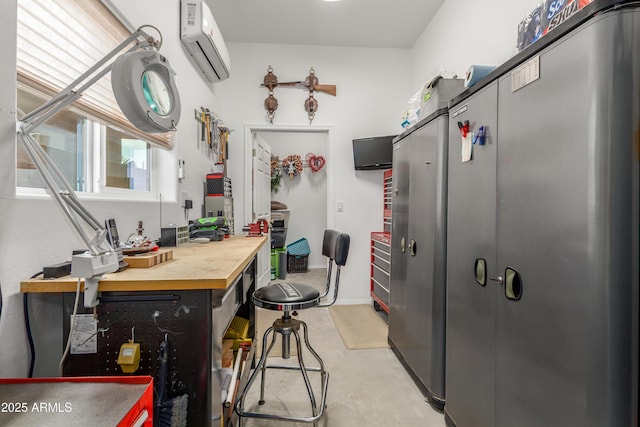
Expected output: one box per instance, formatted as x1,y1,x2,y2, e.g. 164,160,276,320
180,0,230,82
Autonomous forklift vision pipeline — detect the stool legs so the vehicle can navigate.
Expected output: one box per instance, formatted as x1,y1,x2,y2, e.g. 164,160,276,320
235,315,329,425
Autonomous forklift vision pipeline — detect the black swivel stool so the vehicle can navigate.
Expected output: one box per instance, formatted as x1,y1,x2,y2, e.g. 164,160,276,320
235,229,350,425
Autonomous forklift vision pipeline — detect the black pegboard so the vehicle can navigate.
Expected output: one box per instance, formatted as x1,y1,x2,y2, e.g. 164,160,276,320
62,290,212,426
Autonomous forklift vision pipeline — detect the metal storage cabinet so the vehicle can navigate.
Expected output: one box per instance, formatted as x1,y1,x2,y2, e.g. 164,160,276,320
445,2,639,426
494,9,638,427
445,82,498,427
389,109,449,409
390,136,409,354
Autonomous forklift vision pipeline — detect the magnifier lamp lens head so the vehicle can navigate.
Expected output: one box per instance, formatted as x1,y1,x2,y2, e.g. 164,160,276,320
142,70,171,115
111,51,181,133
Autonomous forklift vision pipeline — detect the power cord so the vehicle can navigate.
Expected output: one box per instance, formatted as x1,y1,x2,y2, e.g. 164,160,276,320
24,271,43,378
58,277,82,376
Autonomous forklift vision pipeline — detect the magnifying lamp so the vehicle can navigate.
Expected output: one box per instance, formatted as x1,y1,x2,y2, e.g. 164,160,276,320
111,50,181,132
16,26,181,307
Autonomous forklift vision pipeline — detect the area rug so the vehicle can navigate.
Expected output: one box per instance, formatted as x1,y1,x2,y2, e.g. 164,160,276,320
328,304,389,350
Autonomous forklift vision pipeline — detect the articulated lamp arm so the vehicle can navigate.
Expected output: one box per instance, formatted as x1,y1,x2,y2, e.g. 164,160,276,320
16,26,180,307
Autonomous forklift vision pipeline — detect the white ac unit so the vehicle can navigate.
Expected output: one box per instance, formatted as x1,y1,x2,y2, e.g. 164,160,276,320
180,0,230,82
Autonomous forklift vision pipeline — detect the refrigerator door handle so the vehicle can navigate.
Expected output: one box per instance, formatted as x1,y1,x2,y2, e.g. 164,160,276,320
400,236,406,254
409,239,417,256
504,267,523,301
475,258,488,286
476,258,503,285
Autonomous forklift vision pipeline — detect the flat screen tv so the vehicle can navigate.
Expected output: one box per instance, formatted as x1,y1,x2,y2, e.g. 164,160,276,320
352,135,395,170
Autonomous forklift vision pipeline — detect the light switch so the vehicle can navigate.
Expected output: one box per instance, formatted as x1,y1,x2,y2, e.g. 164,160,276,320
337,201,344,212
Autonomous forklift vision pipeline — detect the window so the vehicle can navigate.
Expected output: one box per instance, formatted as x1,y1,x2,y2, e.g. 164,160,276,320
16,0,172,195
105,128,150,192
16,87,85,191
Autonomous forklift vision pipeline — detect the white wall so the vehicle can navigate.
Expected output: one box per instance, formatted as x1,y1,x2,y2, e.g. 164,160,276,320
219,43,411,305
411,0,538,92
0,0,226,377
262,130,328,268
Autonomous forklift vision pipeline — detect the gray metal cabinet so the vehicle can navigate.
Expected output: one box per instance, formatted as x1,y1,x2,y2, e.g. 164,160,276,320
390,137,409,353
445,82,498,427
494,10,638,427
390,111,448,408
445,5,639,427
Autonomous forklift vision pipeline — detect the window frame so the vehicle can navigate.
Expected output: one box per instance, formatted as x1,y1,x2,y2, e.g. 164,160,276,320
15,0,169,201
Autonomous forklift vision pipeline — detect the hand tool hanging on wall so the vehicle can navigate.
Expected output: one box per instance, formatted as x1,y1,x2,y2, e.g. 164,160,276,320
211,112,220,155
195,107,226,159
263,66,279,124
204,108,212,150
195,107,212,150
194,109,206,146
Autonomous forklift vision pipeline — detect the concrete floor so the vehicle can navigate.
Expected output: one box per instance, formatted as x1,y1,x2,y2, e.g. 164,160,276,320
236,269,447,427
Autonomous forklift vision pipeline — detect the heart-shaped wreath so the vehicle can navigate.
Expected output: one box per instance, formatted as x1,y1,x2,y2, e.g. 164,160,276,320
306,153,326,172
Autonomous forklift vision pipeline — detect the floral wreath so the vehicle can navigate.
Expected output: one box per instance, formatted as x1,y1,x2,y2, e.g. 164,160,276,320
281,154,303,178
271,157,282,193
305,153,326,172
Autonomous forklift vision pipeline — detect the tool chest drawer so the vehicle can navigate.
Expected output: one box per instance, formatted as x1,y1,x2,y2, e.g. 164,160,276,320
372,241,391,266
371,232,391,314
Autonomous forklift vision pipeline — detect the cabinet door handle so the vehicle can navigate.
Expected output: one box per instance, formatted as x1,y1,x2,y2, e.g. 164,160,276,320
395,188,399,195
409,239,417,256
475,258,487,286
400,237,406,253
475,259,502,286
504,268,523,301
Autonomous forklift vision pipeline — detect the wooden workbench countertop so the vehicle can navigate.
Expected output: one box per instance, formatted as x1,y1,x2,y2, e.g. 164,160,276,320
20,235,267,293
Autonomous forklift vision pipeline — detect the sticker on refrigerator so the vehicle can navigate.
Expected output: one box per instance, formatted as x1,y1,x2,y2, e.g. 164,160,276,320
511,56,540,92
451,104,468,118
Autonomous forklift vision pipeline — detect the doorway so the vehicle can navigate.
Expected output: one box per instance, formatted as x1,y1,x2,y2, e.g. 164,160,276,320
244,125,333,271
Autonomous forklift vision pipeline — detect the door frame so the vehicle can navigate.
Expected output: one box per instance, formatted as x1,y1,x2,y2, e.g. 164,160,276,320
243,124,335,232
251,134,272,289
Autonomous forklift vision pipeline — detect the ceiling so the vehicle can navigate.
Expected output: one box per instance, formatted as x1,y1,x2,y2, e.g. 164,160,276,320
207,0,445,49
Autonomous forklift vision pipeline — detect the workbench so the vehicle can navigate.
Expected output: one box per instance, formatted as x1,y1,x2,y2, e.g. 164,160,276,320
20,236,267,427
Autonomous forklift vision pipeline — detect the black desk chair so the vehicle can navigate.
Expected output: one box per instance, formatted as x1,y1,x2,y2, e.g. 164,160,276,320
235,229,350,426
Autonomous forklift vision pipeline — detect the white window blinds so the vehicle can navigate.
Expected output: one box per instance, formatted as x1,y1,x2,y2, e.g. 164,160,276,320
17,0,174,149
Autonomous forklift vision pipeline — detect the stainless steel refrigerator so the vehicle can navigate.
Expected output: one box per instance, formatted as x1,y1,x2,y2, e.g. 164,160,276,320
390,108,449,410
445,1,639,426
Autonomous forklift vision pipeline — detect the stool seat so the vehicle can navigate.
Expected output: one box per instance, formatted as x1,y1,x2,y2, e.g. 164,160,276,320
235,230,350,426
253,282,320,311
